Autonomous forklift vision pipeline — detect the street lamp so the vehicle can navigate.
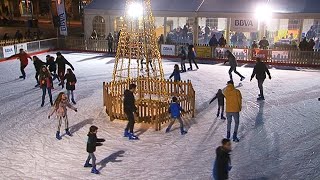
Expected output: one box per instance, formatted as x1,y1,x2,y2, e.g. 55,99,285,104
255,4,273,23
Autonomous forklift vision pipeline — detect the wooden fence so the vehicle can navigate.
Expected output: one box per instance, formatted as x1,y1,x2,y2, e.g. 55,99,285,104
103,77,195,130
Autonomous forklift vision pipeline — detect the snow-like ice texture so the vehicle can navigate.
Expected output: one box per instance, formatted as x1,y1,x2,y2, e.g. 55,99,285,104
0,51,320,180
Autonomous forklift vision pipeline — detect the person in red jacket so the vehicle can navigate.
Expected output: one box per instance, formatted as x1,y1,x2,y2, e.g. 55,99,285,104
39,66,53,107
6,49,32,79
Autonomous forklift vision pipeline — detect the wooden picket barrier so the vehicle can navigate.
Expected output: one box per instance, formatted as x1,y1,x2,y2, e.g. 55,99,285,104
103,77,195,130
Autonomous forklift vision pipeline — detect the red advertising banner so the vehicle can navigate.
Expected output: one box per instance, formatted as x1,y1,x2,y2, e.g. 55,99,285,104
252,49,268,61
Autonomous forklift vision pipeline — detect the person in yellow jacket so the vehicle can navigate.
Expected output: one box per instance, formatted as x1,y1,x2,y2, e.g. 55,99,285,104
223,80,242,142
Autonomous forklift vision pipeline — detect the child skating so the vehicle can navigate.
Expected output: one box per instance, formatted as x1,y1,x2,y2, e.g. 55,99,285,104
48,92,78,140
166,97,187,135
84,125,105,174
209,89,226,120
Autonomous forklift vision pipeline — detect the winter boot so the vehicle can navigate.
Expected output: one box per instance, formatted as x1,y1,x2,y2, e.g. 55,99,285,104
240,77,245,81
216,113,219,117
35,83,40,88
50,100,53,106
56,131,62,140
66,128,72,136
128,133,139,140
124,129,129,137
41,101,45,107
91,167,100,174
84,162,93,168
19,76,24,79
257,96,265,101
71,99,76,105
221,116,226,120
233,132,240,142
180,128,187,135
227,131,231,139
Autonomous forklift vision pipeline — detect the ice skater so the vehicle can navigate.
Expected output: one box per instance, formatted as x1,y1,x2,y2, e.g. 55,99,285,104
165,97,187,135
48,92,78,140
178,46,187,72
55,52,74,89
6,49,32,79
33,56,46,87
209,89,226,120
187,44,199,70
123,84,139,140
84,125,105,174
46,55,59,82
224,80,242,142
65,68,77,104
224,50,245,81
212,138,232,180
169,64,181,82
39,66,53,107
250,57,272,101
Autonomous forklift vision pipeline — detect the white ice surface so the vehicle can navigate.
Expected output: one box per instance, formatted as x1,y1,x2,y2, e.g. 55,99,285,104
0,52,319,180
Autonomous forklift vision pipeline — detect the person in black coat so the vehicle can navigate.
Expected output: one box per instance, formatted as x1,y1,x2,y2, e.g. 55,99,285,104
224,50,245,81
179,46,187,72
55,52,74,89
65,68,77,104
123,84,139,140
209,89,226,120
187,44,199,70
33,56,46,87
84,125,105,174
213,139,232,180
46,55,59,82
250,58,271,100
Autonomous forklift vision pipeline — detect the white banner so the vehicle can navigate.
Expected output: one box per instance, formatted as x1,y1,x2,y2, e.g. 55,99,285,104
56,0,68,36
161,44,175,56
15,43,28,53
3,45,16,58
272,51,289,61
231,18,258,32
233,49,248,60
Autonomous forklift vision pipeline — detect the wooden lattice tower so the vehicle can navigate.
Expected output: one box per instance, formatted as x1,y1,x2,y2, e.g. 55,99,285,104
112,0,164,81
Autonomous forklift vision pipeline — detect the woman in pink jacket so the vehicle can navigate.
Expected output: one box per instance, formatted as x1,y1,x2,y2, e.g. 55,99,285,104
48,92,77,140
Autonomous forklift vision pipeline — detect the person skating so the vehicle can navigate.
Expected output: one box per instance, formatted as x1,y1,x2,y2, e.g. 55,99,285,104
166,97,187,135
39,66,53,107
55,52,74,89
84,125,105,174
224,50,245,81
209,89,226,120
250,57,271,101
33,56,46,87
224,80,242,142
48,92,78,140
65,68,77,104
178,46,187,72
6,49,32,79
169,64,181,82
46,55,59,82
187,44,199,70
123,84,139,140
213,138,232,180
106,33,114,53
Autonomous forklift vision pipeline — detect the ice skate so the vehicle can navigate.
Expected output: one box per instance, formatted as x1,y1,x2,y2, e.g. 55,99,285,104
128,133,139,140
71,99,76,105
35,84,40,88
19,76,24,79
257,96,265,101
56,131,62,140
240,77,245,81
124,129,129,137
66,129,72,136
84,162,93,168
233,133,239,142
41,101,44,107
221,116,226,120
165,128,170,133
91,167,100,174
181,130,188,135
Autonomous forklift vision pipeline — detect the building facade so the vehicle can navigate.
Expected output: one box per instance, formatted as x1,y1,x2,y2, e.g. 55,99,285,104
84,0,320,48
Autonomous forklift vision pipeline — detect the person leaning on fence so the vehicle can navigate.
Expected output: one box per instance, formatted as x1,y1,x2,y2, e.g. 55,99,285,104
166,97,187,135
106,33,114,53
258,37,269,49
219,34,227,47
179,46,187,72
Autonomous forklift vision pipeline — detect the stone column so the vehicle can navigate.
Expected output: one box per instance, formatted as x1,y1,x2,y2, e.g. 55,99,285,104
193,16,199,44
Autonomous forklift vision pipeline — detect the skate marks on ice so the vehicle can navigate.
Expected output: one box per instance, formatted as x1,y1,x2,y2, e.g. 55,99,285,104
97,150,125,171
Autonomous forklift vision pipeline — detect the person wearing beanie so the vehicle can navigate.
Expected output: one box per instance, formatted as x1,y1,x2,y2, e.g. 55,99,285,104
55,52,74,89
250,57,271,101
223,80,242,142
84,125,105,174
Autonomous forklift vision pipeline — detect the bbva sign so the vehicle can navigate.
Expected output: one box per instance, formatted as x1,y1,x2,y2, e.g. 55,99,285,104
231,18,258,32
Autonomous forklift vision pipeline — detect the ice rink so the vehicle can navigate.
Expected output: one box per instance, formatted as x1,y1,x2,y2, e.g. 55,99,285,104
0,51,319,180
